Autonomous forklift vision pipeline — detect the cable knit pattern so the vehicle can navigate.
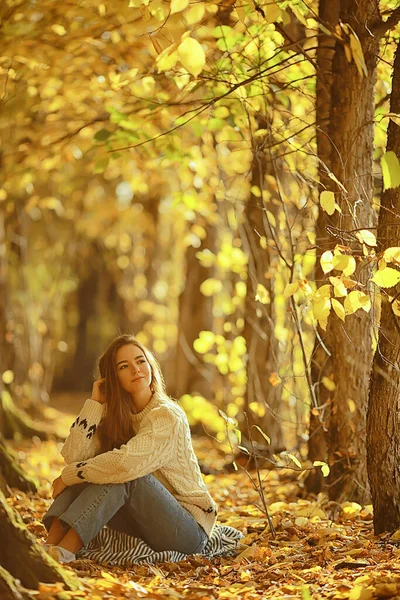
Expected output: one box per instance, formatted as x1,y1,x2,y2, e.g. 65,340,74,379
60,394,218,537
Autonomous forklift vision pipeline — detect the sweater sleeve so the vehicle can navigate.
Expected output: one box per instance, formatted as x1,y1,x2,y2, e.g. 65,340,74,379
60,399,104,465
61,405,178,486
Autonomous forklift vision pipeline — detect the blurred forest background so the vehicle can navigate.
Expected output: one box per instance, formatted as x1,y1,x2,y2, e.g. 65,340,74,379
1,1,400,587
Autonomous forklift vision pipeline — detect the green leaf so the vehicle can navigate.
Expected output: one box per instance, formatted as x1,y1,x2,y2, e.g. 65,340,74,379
94,129,112,141
372,267,400,288
302,586,313,600
381,151,400,191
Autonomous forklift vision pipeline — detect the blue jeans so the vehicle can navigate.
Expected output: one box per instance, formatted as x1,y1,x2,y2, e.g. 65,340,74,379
43,474,208,554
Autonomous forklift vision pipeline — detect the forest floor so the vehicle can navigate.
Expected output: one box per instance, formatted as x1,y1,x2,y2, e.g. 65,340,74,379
7,409,400,600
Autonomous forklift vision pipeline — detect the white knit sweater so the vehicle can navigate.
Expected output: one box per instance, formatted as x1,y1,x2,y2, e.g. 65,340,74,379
60,394,218,537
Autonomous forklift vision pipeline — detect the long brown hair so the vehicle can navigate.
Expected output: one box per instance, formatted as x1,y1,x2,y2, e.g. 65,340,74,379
96,334,166,453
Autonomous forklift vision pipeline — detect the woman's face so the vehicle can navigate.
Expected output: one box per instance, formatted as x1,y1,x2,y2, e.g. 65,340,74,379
115,344,152,398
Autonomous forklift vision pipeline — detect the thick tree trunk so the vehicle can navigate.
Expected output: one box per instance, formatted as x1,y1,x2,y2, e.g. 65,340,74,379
306,0,340,494
0,436,38,495
174,223,215,398
0,489,78,591
0,564,33,600
311,0,382,503
0,389,53,440
367,42,400,534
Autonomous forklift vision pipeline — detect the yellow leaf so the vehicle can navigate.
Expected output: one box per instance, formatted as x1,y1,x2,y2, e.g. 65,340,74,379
314,284,332,300
264,2,281,23
254,424,271,444
255,283,270,304
348,585,373,600
393,300,400,317
386,113,400,127
171,0,189,14
349,32,368,77
344,291,371,315
2,370,14,384
320,190,335,215
268,372,281,388
313,298,331,325
355,230,377,247
184,3,205,24
328,171,347,193
295,517,309,529
313,461,330,477
331,298,345,320
284,282,299,298
381,151,400,191
348,398,356,413
391,529,400,541
329,276,348,297
321,250,334,274
156,43,178,72
287,453,302,469
178,37,206,77
332,254,356,276
322,376,336,391
372,267,400,288
51,24,67,36
383,247,400,263
200,278,223,296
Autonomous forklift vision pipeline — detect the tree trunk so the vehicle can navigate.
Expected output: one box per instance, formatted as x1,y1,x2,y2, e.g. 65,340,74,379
174,223,216,398
241,139,284,451
0,436,38,495
311,0,383,503
0,389,53,441
0,564,33,600
306,0,340,494
367,41,400,534
0,489,78,591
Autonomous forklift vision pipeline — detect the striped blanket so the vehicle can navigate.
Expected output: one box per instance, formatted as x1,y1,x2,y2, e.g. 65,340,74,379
77,525,244,566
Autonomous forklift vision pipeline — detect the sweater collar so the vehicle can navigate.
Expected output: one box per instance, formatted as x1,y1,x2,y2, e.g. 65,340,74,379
131,392,161,423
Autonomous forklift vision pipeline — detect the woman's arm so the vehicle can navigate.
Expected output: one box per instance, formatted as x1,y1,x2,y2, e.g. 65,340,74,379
60,399,104,464
60,405,180,485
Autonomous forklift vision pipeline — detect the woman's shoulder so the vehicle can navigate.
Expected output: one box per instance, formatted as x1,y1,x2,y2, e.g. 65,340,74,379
152,395,188,422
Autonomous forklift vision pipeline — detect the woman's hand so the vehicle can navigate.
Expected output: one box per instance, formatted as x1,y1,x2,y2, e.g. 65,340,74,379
91,378,106,404
52,475,67,499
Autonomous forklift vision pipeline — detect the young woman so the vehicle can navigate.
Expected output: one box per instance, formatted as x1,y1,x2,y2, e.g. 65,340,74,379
43,334,218,563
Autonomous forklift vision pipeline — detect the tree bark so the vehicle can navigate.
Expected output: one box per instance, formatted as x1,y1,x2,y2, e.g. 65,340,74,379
174,222,216,398
0,436,38,495
0,489,78,591
311,0,383,503
367,41,400,534
242,137,284,450
306,0,340,494
0,564,33,600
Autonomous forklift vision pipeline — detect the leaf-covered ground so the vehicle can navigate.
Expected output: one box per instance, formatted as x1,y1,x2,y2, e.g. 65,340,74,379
7,420,400,600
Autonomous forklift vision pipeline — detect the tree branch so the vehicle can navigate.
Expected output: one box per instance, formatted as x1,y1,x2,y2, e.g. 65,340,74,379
371,7,400,38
